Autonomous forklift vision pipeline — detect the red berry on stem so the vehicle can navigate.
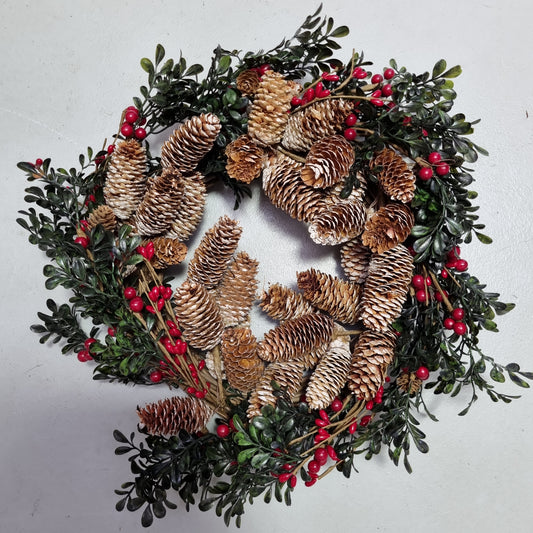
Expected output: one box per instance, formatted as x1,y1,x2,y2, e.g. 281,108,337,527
149,370,163,383
444,318,456,330
129,297,144,313
415,289,427,303
107,144,115,154
258,64,272,75
418,167,433,181
84,337,97,349
360,415,372,427
371,73,383,84
135,127,147,140
428,151,441,164
384,68,395,80
441,269,449,279
370,98,384,107
343,128,357,141
125,110,139,124
382,83,393,96
345,113,357,126
330,398,343,412
74,236,89,248
455,259,469,272
289,475,297,488
308,460,321,475
124,287,136,300
314,447,328,463
453,321,467,335
291,96,303,107
452,308,465,320
435,162,450,176
305,479,317,487
120,123,133,137
107,327,116,337
326,445,339,461
35,158,43,166
415,366,430,380
371,89,382,98
412,274,425,289
366,400,374,411
216,423,230,438
447,246,461,259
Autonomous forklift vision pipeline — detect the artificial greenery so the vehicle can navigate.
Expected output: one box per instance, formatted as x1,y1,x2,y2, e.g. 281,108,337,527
17,4,531,528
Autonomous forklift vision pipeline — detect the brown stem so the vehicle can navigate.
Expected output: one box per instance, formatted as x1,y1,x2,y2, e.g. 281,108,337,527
276,146,306,163
427,270,454,313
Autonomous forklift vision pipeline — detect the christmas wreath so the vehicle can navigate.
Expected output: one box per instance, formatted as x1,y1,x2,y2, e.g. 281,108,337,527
17,5,532,528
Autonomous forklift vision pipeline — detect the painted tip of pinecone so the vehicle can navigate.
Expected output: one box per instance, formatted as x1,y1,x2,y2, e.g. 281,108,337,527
370,148,416,203
137,396,213,436
301,135,355,189
151,237,188,269
361,203,415,254
236,69,261,96
225,134,267,184
87,205,117,232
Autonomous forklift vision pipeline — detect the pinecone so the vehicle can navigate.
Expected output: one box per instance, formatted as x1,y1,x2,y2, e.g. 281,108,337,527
173,281,224,350
103,139,147,219
225,135,267,184
370,148,416,203
133,167,184,236
205,348,226,380
236,69,261,96
308,198,366,245
306,334,351,409
259,283,315,322
247,360,305,419
340,240,372,284
361,203,414,254
262,152,327,223
297,268,361,325
259,312,334,363
137,396,213,436
86,205,116,232
151,237,188,269
348,329,397,401
160,113,221,173
221,327,264,393
165,172,206,242
216,251,259,327
360,244,414,332
325,173,367,205
187,216,242,290
301,135,355,188
282,98,353,152
396,372,423,395
247,71,301,147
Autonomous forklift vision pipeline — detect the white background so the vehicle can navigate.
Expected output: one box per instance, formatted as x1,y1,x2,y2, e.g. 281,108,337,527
1,1,533,532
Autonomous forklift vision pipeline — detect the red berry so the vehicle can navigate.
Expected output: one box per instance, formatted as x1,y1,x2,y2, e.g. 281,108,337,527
84,338,97,350
447,246,461,259
403,116,412,125
186,386,196,395
326,445,339,461
107,144,115,154
348,422,358,434
315,418,328,427
129,296,144,312
441,269,449,279
124,287,136,300
453,321,467,335
366,400,374,411
330,398,343,412
124,110,139,124
258,64,272,75
452,308,465,321
305,479,317,487
422,128,428,137
435,162,450,176
415,289,427,303
278,473,291,484
74,236,89,248
428,151,441,164
360,415,372,427
120,123,134,137
149,370,163,383
381,83,393,97
345,113,357,126
444,318,456,330
455,259,469,272
412,274,425,289
371,89,382,98
77,349,91,362
318,409,330,423
314,447,328,464
415,366,430,380
175,339,187,355
343,128,357,141
289,475,297,488
291,96,303,107
371,73,383,84
35,158,43,166
194,390,205,399
352,67,367,79
308,460,321,475
135,127,147,140
383,68,395,80
370,98,384,107
418,167,433,181
107,327,116,337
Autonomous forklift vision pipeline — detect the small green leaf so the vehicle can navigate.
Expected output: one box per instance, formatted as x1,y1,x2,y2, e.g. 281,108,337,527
490,367,505,383
250,452,271,469
113,430,129,443
475,231,493,244
185,64,204,77
432,59,447,78
217,56,231,74
330,25,349,38
508,372,530,388
141,504,154,527
140,58,154,74
441,65,462,78
155,44,165,66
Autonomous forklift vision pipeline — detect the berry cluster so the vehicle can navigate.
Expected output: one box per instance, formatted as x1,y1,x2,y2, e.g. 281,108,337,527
417,151,451,182
119,105,147,140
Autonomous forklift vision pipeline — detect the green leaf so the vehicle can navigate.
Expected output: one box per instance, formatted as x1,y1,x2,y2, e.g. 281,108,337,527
141,504,154,527
330,25,349,38
490,367,505,383
155,44,165,66
475,231,493,244
250,452,271,469
252,416,268,430
185,64,204,77
113,429,129,443
223,88,238,107
237,448,257,463
140,57,155,74
411,225,431,237
217,56,231,74
508,372,530,388
441,65,462,78
432,59,447,78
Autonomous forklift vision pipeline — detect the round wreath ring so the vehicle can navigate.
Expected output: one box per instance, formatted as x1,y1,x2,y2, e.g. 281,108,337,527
17,6,531,528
